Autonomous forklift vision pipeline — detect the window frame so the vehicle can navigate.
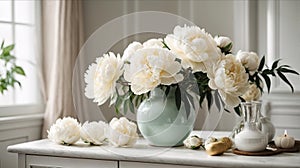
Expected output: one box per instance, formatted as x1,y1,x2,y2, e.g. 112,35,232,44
0,0,43,114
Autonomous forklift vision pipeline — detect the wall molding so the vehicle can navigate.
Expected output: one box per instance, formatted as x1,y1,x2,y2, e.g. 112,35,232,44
0,113,44,132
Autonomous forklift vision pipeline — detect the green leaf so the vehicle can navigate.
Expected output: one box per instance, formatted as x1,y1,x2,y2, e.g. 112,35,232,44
191,146,200,150
206,91,212,111
135,95,142,108
224,108,230,113
129,100,134,113
199,93,205,108
222,42,233,53
165,86,170,97
162,40,170,50
14,66,25,76
0,85,4,93
175,86,181,111
279,65,291,68
234,105,241,116
261,73,271,93
277,70,294,92
14,80,21,87
123,99,128,115
255,75,262,91
115,96,123,114
258,56,265,71
3,44,14,53
115,106,120,115
262,69,275,76
278,68,299,75
272,59,281,70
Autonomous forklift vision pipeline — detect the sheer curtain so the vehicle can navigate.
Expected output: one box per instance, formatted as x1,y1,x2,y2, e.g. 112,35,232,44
41,0,84,137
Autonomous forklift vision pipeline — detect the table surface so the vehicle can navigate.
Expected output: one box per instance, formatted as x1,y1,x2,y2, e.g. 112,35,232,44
7,131,300,168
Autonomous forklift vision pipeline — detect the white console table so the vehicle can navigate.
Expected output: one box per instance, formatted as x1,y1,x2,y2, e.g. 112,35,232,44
7,131,300,168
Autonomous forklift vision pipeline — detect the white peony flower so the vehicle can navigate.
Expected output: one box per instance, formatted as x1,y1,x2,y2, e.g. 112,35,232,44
124,48,184,95
214,36,232,50
142,38,164,48
122,41,143,62
164,25,221,73
92,52,123,106
208,54,249,107
183,135,203,149
108,117,139,147
80,121,108,145
241,83,262,102
122,38,164,62
236,51,259,71
47,117,81,145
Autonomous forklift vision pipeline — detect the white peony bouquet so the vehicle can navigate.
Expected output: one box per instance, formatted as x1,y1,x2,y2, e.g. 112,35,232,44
84,25,298,115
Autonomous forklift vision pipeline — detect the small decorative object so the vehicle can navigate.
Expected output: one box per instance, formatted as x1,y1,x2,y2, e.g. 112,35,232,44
204,137,232,156
47,117,81,145
219,137,233,150
231,101,276,142
235,102,268,152
108,117,139,147
183,135,203,149
80,121,108,145
205,141,228,156
274,130,295,149
0,41,25,94
205,141,225,156
84,24,298,147
204,137,218,148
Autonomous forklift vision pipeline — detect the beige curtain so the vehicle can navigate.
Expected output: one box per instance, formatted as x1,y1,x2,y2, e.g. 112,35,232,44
41,0,84,137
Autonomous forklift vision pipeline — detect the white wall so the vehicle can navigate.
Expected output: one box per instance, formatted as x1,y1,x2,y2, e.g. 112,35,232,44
82,0,300,134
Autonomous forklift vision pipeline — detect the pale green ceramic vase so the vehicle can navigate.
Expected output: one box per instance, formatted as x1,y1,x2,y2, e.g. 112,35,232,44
137,87,195,146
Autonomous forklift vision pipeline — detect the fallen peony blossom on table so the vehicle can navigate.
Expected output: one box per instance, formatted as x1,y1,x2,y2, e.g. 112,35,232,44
80,121,108,145
47,117,81,145
108,117,139,147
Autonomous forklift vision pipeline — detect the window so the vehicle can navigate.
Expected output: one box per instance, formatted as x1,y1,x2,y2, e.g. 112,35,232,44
0,0,41,107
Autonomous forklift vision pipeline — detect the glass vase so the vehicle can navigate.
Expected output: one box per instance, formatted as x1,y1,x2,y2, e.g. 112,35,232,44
231,101,276,143
137,87,196,147
234,101,268,152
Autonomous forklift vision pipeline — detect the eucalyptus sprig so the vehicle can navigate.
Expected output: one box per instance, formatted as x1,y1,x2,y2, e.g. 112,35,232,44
0,41,25,94
249,56,299,93
233,56,299,116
